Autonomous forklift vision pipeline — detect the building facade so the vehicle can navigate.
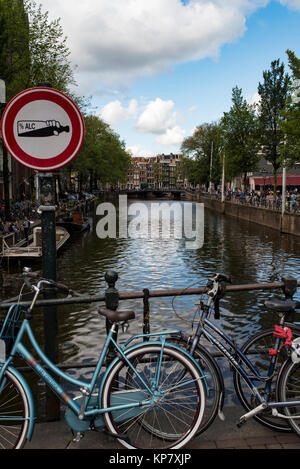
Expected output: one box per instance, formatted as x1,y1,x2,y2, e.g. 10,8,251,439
125,154,184,189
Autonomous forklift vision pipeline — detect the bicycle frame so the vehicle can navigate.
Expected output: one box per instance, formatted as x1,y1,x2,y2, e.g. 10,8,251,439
0,312,205,440
190,317,271,400
187,310,300,424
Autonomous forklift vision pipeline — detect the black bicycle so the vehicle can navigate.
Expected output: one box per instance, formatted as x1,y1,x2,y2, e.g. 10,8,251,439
170,273,300,433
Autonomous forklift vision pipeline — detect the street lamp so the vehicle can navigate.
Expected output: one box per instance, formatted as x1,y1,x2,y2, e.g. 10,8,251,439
260,168,267,193
209,141,213,193
221,149,225,203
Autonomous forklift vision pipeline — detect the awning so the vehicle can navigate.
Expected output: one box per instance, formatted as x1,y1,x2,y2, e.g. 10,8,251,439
253,175,300,186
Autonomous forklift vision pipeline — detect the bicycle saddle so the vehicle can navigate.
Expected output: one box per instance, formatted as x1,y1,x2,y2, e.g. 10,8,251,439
264,300,300,313
98,307,135,322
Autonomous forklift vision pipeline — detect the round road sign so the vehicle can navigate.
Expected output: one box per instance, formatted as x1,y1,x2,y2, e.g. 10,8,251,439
0,87,85,171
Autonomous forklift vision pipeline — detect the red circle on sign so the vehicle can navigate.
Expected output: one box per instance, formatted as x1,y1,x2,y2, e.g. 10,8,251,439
0,87,85,171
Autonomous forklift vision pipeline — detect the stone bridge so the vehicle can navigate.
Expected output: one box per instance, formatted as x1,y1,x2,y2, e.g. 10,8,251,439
119,188,185,199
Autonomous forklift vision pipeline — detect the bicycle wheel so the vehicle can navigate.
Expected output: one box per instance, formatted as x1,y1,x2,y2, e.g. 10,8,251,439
277,359,300,436
166,335,222,434
233,325,300,432
0,369,30,449
101,343,206,449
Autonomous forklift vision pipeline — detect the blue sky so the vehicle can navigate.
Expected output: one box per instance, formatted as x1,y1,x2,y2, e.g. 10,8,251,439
39,0,300,158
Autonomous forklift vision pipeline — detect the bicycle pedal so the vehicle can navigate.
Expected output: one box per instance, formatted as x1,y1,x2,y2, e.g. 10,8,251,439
103,429,130,443
72,431,84,443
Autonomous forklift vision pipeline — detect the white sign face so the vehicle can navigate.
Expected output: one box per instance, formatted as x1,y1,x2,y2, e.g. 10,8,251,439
14,100,72,159
1,87,85,171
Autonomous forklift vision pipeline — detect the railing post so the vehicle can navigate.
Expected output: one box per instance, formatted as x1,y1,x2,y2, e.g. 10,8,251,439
143,288,150,338
282,277,298,299
104,270,119,364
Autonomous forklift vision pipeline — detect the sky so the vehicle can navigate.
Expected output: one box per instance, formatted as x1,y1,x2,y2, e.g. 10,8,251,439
37,0,300,158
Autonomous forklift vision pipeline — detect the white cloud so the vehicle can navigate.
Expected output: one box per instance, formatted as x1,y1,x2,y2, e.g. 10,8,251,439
126,145,153,158
279,0,300,11
99,99,138,125
136,98,178,134
246,92,261,106
156,126,186,146
38,0,270,90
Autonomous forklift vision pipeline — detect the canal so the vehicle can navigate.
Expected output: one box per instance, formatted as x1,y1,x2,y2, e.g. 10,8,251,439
0,198,300,407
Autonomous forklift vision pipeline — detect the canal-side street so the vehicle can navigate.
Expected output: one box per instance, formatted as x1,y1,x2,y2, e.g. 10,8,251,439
1,198,300,451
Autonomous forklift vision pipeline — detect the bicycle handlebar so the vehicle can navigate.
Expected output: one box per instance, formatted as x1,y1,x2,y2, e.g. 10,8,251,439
206,273,232,319
22,269,71,295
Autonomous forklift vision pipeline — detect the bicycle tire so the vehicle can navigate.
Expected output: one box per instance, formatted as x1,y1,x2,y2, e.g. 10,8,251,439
0,368,30,449
233,324,300,432
277,359,300,436
101,343,206,449
166,335,223,434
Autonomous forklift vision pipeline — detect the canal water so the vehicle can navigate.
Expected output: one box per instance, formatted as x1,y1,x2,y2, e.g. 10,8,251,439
0,198,299,406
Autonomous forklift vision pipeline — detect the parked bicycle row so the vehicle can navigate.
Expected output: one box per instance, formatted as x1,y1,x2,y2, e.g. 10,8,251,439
0,268,299,449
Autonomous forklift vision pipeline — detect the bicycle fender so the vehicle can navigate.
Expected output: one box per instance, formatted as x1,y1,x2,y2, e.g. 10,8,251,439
98,340,163,401
6,366,35,440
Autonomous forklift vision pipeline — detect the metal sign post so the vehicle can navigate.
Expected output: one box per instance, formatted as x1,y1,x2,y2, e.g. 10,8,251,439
38,171,60,420
0,84,84,421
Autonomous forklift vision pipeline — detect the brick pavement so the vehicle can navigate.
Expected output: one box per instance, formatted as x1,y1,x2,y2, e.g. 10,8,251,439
24,405,300,450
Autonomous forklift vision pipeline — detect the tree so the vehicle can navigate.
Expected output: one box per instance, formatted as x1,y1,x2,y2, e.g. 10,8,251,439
0,0,30,216
0,0,30,100
280,50,300,167
25,0,76,94
258,59,290,197
68,115,131,190
180,156,198,187
181,122,223,189
221,86,261,188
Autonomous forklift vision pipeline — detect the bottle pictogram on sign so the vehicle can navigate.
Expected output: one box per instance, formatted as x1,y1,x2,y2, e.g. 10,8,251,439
17,120,70,137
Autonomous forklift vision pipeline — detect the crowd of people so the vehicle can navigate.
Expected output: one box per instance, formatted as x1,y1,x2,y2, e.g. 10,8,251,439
0,216,32,241
0,199,36,243
214,187,300,211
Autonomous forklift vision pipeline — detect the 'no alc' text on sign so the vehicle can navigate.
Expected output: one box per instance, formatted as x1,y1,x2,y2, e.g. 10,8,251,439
0,87,85,171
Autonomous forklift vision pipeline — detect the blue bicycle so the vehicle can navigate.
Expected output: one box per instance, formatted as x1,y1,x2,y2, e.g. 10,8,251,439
0,269,207,449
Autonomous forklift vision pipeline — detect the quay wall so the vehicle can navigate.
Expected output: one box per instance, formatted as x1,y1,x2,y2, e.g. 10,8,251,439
185,192,300,237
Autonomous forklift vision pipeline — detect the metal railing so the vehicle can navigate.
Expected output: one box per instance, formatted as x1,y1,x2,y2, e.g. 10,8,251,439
198,191,300,214
0,271,299,420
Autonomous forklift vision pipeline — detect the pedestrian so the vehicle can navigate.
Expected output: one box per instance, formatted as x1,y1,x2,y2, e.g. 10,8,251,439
23,216,30,241
9,220,19,233
0,219,8,235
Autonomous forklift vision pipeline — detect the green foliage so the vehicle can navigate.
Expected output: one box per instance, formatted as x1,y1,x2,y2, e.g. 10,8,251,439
0,0,76,100
25,0,76,93
69,115,132,189
221,86,261,185
181,122,223,187
280,50,300,167
0,0,30,99
258,59,290,195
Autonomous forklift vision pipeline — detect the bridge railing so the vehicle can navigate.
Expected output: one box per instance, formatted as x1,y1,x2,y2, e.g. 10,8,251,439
0,271,299,420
